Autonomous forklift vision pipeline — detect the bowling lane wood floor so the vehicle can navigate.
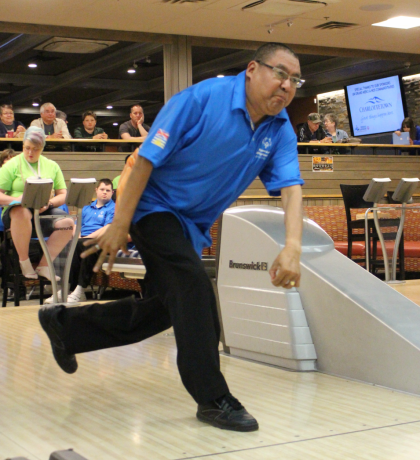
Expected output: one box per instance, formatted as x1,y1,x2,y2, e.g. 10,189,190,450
1,301,420,460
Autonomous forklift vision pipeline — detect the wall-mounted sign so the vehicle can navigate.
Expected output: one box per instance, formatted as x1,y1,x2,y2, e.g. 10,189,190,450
312,156,334,172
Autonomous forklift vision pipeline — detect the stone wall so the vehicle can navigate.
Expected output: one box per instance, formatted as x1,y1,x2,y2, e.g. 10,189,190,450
317,75,420,133
318,91,350,134
404,75,420,124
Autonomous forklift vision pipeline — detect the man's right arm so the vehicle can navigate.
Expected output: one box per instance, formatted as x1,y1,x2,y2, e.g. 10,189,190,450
121,132,146,141
82,155,153,273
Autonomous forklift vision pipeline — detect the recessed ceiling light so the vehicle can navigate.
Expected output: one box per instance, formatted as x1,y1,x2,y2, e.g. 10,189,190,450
127,62,138,74
217,74,225,78
106,105,113,109
32,101,39,107
373,16,420,29
28,62,37,68
113,122,118,126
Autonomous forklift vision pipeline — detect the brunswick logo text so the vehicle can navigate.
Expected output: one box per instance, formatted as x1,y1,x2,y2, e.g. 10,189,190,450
229,260,268,271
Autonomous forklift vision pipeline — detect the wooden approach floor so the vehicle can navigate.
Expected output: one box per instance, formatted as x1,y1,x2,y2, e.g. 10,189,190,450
1,295,420,460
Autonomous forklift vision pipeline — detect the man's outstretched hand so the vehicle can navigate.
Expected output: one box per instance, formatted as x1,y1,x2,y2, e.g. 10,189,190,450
81,223,130,274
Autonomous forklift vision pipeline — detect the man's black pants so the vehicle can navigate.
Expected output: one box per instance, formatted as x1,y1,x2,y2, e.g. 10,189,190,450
69,239,99,290
58,212,229,404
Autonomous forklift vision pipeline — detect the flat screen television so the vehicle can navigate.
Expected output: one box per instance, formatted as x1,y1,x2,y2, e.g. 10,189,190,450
344,75,407,137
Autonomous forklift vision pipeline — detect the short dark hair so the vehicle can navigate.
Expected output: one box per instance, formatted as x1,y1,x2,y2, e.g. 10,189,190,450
0,148,16,167
324,113,338,127
0,104,13,115
98,178,113,189
130,104,143,113
252,42,299,63
82,111,97,121
401,117,416,140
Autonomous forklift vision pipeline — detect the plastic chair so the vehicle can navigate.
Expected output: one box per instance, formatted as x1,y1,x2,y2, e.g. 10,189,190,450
340,184,404,279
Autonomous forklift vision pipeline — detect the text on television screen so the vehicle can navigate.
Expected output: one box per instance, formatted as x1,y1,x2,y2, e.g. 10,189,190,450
345,75,406,137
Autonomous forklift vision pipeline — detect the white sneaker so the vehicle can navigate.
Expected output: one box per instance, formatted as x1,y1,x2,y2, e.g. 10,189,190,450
44,290,63,304
67,289,87,303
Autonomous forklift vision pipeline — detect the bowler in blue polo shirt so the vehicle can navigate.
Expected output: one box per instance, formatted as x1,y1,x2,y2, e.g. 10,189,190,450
40,43,305,432
45,178,115,304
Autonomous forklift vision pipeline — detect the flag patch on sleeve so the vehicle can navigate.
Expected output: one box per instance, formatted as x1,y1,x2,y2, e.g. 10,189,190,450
151,129,170,149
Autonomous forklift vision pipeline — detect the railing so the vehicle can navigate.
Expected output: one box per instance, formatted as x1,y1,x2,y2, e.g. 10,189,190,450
2,138,418,156
298,142,419,155
0,137,143,151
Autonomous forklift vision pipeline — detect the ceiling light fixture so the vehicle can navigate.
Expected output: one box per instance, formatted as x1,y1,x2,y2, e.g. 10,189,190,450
217,74,224,78
32,100,39,107
28,61,38,68
127,62,138,74
106,105,113,109
373,16,420,29
113,122,118,126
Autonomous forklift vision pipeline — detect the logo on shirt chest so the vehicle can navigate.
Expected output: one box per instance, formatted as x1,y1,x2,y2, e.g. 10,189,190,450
256,137,272,160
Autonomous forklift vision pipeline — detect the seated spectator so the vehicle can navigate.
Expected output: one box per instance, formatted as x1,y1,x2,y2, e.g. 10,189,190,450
0,149,17,234
118,104,149,152
74,111,108,140
0,127,73,281
31,103,71,139
395,117,420,146
0,149,17,167
298,113,331,143
324,113,349,142
55,110,68,124
0,104,26,138
112,154,131,192
46,178,115,303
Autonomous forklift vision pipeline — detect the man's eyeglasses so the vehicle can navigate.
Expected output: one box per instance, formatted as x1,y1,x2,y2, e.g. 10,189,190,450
256,60,305,88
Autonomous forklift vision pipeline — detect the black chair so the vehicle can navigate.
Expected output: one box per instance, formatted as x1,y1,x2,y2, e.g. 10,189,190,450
1,229,47,307
340,184,404,279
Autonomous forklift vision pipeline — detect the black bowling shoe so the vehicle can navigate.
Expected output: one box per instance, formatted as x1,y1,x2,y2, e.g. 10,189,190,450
38,306,78,374
197,393,259,432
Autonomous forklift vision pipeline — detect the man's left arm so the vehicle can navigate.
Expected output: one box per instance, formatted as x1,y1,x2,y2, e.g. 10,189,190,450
269,184,302,289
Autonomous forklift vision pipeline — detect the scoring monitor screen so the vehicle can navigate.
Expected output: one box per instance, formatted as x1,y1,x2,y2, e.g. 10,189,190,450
344,75,407,137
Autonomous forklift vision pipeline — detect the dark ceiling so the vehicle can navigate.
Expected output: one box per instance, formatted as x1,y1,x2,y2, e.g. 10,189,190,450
0,32,418,139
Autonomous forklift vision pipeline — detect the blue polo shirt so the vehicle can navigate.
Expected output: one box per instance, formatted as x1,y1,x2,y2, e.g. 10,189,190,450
81,199,115,237
135,70,304,254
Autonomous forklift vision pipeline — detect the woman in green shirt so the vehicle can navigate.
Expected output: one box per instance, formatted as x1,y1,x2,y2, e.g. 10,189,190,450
0,127,74,280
